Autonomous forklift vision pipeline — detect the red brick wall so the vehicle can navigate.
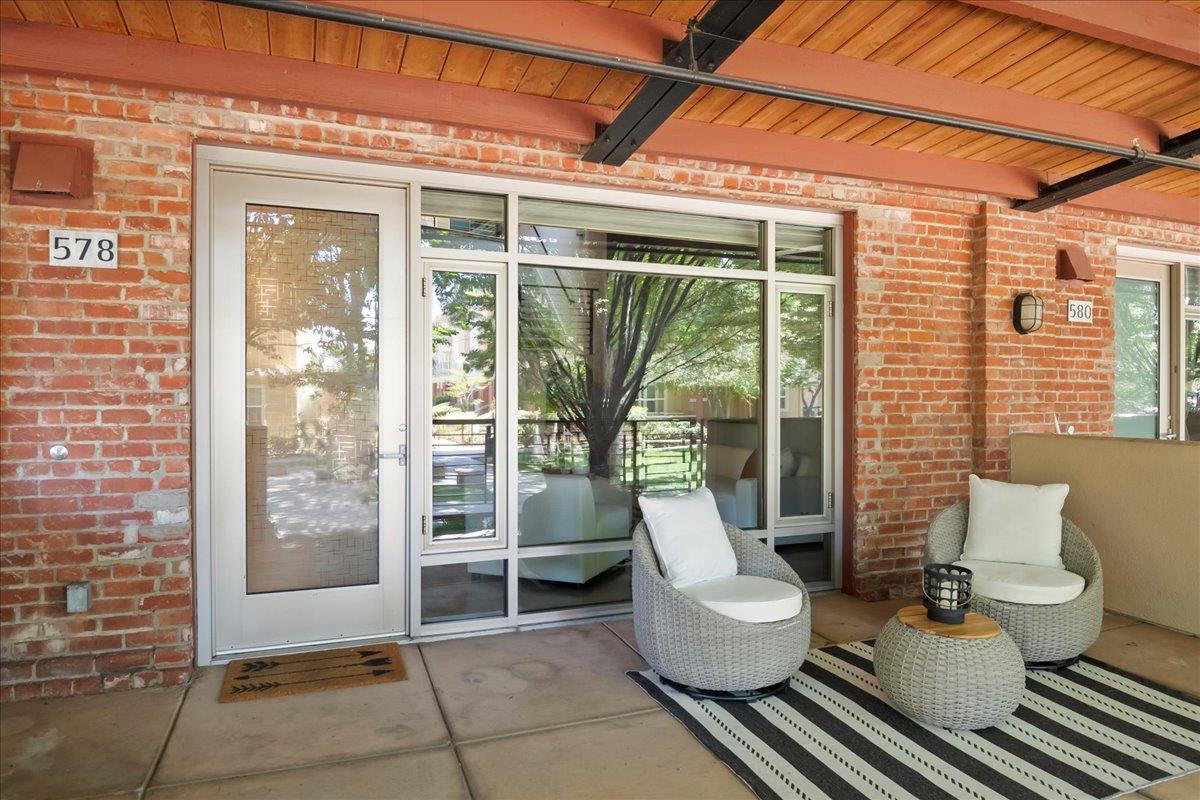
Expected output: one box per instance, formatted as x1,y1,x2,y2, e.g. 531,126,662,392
2,73,1198,696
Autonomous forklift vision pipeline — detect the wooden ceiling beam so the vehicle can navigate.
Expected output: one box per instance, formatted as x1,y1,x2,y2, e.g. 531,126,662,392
1,19,1195,224
959,1,1200,67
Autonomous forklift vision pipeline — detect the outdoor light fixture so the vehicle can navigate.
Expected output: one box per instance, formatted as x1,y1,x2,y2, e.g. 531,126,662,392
923,563,973,624
1012,292,1044,335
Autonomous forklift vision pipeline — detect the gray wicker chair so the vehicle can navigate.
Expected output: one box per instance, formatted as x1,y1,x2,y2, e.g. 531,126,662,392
632,522,811,699
925,501,1103,667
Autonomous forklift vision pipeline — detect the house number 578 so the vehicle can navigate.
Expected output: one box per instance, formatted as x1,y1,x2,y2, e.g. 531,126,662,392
48,229,119,269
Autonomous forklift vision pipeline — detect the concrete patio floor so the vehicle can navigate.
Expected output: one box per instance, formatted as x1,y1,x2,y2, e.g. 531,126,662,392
2,595,1197,800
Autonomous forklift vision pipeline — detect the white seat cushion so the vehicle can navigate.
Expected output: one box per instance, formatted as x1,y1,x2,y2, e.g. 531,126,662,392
678,575,804,623
955,559,1086,606
638,488,738,588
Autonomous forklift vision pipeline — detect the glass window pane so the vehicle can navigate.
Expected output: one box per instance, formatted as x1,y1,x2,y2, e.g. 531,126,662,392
245,205,379,593
431,271,497,543
421,189,505,251
779,291,825,518
517,552,631,613
1114,277,1162,438
776,224,833,275
1186,266,1200,308
517,266,762,542
421,561,506,624
775,532,830,584
518,198,760,269
1186,318,1200,441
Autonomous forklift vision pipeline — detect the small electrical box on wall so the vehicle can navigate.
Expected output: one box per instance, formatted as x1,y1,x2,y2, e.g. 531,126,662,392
1056,243,1095,282
8,133,94,208
66,581,91,613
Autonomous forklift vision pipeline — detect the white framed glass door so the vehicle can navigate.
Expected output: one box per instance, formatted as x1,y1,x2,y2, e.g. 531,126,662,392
1114,260,1173,439
209,171,407,655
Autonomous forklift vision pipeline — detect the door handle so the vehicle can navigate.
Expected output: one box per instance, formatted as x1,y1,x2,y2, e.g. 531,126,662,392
379,445,407,465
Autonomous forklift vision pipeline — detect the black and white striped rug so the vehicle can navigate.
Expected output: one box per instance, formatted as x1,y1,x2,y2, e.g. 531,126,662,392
629,639,1200,800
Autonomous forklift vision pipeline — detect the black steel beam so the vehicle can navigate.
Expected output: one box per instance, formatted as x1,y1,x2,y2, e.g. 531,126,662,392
1013,129,1200,212
582,0,782,166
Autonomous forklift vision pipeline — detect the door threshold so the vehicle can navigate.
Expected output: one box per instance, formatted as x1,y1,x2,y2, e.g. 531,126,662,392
208,631,412,666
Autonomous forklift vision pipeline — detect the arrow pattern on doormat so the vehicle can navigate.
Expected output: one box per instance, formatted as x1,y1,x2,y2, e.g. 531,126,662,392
231,669,395,695
234,657,393,679
238,649,384,673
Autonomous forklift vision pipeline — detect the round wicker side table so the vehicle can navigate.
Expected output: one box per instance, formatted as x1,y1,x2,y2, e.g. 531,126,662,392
873,606,1025,730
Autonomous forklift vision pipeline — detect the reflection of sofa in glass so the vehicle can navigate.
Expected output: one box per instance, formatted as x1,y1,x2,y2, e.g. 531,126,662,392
469,474,630,584
779,417,823,518
705,444,758,529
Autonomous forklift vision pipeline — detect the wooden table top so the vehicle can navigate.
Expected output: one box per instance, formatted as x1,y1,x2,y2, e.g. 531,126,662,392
896,605,1001,640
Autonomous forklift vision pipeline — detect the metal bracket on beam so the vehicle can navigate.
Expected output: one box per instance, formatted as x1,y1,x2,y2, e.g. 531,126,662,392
582,0,782,166
1013,128,1200,213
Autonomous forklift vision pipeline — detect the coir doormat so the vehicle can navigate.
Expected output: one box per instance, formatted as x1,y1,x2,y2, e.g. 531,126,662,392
219,642,406,702
630,639,1200,800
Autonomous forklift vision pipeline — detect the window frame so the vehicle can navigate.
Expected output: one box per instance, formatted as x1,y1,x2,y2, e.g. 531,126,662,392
1116,245,1200,441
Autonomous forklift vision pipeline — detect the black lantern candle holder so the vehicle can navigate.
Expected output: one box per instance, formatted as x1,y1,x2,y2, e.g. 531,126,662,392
922,563,973,624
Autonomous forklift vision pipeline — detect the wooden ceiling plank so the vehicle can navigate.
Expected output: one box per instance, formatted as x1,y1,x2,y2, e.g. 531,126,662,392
356,28,405,73
1008,38,1126,96
1066,60,1191,111
835,0,935,60
918,129,988,156
15,0,73,25
649,0,707,23
399,35,450,80
959,0,1200,67
217,4,268,55
116,0,174,41
67,0,125,34
1169,107,1200,130
314,20,360,67
513,55,571,97
478,50,534,92
926,16,1040,79
981,32,1096,90
0,1,23,20
750,1,796,39
266,10,314,60
943,131,1013,160
795,106,860,138
169,0,221,47
680,86,744,123
849,116,913,146
768,101,828,135
711,91,774,126
673,84,710,117
823,110,890,141
767,0,849,47
800,0,892,53
984,139,1058,167
1108,71,1200,119
873,119,940,150
611,0,660,13
1038,51,1162,102
438,42,492,85
952,25,1062,84
867,1,974,65
586,70,643,108
895,7,1008,72
741,97,802,130
551,62,609,102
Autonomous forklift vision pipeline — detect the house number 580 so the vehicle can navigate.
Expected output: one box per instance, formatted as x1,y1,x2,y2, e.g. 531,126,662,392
48,229,119,269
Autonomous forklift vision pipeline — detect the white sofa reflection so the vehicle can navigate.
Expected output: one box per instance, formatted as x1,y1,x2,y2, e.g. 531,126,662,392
705,443,758,529
469,473,630,584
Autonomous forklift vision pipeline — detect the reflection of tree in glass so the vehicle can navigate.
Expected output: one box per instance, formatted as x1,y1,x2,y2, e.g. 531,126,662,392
1115,279,1160,416
245,208,379,467
519,269,760,478
779,293,825,416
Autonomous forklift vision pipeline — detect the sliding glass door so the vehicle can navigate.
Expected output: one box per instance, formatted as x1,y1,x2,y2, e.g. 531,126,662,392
1114,260,1172,438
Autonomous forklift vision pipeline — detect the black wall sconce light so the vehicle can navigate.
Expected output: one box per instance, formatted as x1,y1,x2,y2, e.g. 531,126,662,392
1012,292,1044,335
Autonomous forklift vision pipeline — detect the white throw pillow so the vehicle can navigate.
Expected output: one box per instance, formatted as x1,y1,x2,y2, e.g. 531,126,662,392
638,487,738,588
962,475,1069,569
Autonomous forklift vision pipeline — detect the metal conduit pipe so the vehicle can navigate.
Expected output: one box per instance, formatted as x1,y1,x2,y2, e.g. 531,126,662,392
221,0,1200,173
